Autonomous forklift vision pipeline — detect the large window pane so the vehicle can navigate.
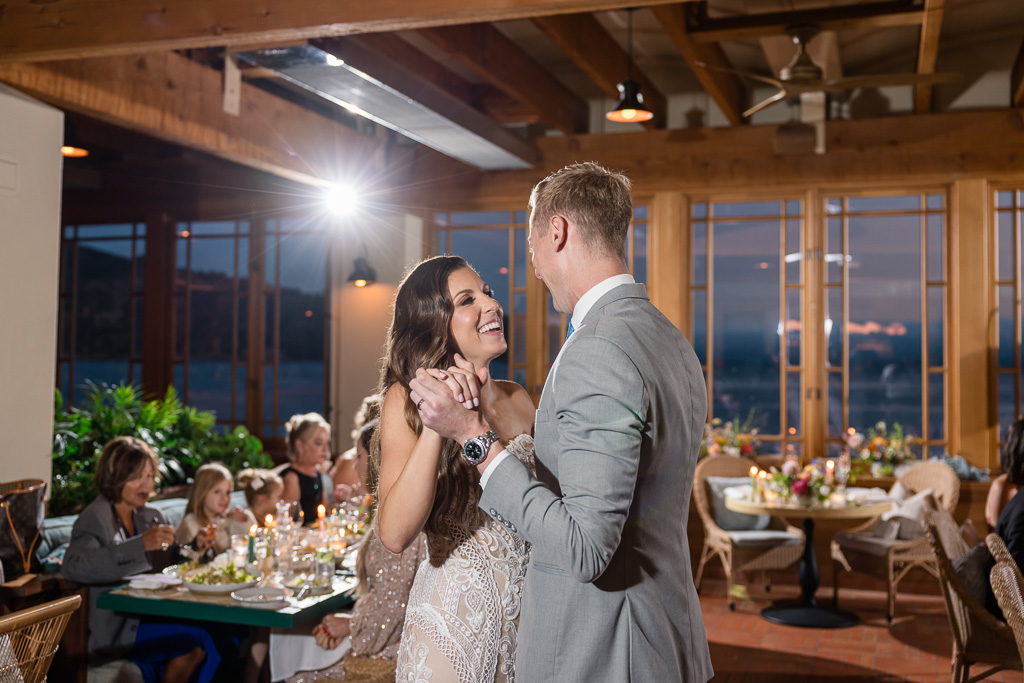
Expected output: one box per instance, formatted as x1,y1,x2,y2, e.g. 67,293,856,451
711,216,781,434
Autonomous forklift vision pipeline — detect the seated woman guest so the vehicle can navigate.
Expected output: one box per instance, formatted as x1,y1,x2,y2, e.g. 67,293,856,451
330,394,381,501
175,462,255,555
994,420,1024,565
282,412,332,525
62,436,226,683
986,423,1024,529
237,468,284,526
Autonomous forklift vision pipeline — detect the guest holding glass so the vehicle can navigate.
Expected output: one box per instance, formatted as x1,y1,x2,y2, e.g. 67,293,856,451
62,436,226,683
175,462,256,555
282,413,332,525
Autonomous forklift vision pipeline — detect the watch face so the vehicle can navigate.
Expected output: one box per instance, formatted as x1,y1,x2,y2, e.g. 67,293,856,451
465,441,484,463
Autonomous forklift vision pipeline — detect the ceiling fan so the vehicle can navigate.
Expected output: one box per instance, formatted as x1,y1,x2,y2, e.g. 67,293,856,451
702,24,962,118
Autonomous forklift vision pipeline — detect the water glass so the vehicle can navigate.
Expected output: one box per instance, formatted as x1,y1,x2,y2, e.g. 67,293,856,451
313,546,335,591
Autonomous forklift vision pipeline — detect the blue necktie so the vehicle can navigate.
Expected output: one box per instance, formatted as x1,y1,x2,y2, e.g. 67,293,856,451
565,322,575,341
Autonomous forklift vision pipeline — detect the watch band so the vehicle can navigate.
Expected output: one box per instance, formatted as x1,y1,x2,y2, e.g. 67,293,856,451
463,430,500,466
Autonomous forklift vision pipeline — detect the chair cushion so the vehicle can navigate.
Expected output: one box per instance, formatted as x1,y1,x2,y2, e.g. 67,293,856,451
952,543,990,607
834,531,902,557
882,488,937,540
728,530,803,548
706,476,770,532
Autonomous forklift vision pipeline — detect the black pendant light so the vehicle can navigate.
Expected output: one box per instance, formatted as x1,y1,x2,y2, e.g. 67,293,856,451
606,9,654,124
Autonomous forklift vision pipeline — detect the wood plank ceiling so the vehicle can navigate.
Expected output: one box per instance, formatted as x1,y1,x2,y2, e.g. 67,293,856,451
1,0,1022,187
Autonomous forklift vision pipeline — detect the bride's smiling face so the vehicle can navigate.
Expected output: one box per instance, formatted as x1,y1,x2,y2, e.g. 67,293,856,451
447,267,506,365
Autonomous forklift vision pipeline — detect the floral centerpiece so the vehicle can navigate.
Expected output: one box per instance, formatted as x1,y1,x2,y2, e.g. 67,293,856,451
844,421,918,476
699,411,761,459
765,459,832,505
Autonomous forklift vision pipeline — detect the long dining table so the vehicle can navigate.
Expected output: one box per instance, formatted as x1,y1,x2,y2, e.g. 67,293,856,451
96,573,356,629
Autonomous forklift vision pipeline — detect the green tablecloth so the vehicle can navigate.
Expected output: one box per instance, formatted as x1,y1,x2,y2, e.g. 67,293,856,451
97,574,356,629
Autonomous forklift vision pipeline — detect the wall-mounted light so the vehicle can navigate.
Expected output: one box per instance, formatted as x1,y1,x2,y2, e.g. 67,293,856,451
348,247,377,287
60,146,89,158
606,9,653,124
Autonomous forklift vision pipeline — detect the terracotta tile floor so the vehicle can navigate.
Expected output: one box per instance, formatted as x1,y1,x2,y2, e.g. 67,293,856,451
698,578,1022,682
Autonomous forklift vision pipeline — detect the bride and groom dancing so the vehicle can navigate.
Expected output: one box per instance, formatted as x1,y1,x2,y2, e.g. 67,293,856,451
375,163,713,682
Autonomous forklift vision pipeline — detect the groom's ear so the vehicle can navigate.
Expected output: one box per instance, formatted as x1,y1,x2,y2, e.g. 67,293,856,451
550,215,569,252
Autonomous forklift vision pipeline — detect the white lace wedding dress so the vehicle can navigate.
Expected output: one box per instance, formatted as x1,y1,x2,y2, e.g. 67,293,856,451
395,434,534,683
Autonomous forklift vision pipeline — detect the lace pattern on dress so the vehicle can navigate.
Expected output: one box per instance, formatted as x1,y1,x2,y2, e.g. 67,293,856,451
396,434,534,683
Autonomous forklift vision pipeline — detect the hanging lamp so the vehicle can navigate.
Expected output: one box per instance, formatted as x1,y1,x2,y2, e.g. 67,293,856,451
606,9,654,123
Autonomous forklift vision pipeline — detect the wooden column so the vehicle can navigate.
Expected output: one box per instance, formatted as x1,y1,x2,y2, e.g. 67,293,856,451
649,191,688,333
949,178,993,466
140,212,175,400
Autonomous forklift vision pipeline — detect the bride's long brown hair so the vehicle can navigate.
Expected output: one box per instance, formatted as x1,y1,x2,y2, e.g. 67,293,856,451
372,255,481,542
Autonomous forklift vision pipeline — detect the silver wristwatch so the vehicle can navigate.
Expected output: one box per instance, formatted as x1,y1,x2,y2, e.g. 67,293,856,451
463,430,500,465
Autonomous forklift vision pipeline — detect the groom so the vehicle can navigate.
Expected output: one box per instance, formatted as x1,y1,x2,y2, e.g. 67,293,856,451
412,162,712,682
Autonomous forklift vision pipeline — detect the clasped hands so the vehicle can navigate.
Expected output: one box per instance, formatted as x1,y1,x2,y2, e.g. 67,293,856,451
409,353,489,443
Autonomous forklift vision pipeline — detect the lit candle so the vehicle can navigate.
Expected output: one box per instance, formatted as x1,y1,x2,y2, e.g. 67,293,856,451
317,504,326,532
750,466,759,501
247,524,256,564
265,514,275,558
826,459,835,485
757,470,767,502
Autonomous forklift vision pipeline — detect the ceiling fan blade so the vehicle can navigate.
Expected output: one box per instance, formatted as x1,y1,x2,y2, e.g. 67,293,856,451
743,90,789,118
821,71,962,91
694,61,784,89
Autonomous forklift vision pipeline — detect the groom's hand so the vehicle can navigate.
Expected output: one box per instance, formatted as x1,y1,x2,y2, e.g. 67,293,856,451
410,368,489,444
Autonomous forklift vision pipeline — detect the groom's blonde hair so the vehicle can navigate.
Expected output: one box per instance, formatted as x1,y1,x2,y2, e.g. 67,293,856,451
528,162,632,261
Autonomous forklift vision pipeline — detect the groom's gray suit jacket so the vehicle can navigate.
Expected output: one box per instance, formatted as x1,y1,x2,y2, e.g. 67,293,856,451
479,283,713,682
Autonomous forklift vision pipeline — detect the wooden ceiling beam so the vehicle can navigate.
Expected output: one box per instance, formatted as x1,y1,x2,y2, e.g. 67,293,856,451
531,13,666,129
915,0,945,113
0,0,690,64
652,3,744,126
417,23,589,135
688,0,923,43
1013,39,1024,108
0,52,390,187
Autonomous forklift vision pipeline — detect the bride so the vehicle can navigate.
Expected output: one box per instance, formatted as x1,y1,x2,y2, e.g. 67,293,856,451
375,255,535,683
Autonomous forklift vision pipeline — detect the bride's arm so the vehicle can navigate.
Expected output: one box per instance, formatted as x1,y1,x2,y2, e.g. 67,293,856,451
376,384,444,553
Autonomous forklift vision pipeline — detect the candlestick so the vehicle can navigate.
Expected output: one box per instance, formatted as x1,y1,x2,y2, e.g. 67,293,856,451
317,504,326,532
756,470,767,502
247,524,256,564
826,459,835,485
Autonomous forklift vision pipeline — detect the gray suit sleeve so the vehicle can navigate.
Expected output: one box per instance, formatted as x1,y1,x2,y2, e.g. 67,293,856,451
62,506,153,583
481,336,646,583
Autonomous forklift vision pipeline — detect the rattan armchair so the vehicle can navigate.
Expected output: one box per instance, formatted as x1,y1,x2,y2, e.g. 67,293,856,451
986,533,1015,567
693,455,803,610
831,460,960,622
990,560,1024,666
0,594,81,683
925,510,1021,683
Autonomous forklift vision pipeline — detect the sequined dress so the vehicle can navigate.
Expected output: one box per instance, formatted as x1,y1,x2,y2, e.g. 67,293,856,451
288,531,427,682
395,434,534,683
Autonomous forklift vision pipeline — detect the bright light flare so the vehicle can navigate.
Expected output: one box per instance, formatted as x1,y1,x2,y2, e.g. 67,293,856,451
323,183,361,216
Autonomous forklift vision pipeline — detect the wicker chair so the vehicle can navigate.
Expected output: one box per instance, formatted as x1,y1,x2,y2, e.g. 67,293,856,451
925,509,1021,682
693,455,803,610
831,460,960,622
986,533,1015,567
0,594,81,683
990,560,1024,666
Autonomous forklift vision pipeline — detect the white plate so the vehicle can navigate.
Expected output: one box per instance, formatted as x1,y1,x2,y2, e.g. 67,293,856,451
232,586,292,609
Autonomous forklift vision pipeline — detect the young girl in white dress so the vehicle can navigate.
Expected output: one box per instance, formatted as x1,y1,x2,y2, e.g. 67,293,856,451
375,256,536,683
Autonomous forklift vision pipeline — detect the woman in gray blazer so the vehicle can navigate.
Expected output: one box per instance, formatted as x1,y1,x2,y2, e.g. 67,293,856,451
62,436,230,683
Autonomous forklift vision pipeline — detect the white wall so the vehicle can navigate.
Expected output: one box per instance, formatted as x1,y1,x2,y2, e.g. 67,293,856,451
330,210,425,449
0,85,63,486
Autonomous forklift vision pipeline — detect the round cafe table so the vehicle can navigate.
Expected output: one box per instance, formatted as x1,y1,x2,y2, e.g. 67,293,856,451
724,495,891,628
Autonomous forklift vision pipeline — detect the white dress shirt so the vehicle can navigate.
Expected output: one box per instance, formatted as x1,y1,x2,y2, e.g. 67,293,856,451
480,273,636,488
